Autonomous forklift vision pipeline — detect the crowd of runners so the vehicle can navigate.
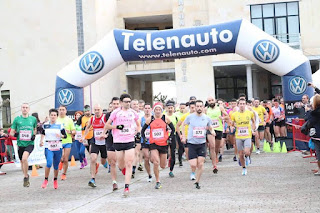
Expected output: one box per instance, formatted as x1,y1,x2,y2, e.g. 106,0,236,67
9,92,296,197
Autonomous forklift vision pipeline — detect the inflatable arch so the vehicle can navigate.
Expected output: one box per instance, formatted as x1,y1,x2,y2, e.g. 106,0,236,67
55,19,313,119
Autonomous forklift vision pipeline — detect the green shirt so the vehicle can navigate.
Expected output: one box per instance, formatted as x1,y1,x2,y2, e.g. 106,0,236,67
175,111,185,120
206,107,223,131
57,116,75,144
11,115,37,147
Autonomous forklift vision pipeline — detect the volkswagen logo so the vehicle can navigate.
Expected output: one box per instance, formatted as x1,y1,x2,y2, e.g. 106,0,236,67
253,40,280,64
58,89,75,106
289,76,307,95
79,51,104,74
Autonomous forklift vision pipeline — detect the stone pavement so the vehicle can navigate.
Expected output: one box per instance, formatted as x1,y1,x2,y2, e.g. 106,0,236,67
1,150,319,213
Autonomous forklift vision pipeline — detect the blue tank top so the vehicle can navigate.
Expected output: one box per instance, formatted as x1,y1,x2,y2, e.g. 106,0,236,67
141,117,150,144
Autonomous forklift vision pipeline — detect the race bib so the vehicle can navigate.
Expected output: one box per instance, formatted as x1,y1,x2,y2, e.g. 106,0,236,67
145,129,150,139
83,139,88,146
19,130,32,141
47,141,62,151
152,128,164,139
212,119,219,128
94,129,104,140
75,131,82,140
120,127,131,136
193,127,206,138
238,127,249,136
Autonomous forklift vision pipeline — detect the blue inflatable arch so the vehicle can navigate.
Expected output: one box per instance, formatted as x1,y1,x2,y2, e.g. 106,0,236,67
55,19,313,118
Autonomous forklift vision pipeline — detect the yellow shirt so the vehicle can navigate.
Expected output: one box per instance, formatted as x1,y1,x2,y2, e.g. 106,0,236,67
180,112,190,137
253,105,266,126
231,110,254,139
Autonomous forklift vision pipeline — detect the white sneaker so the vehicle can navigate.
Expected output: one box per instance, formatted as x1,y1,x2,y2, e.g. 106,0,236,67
314,171,320,176
190,172,196,180
242,168,247,176
256,150,260,154
147,176,152,182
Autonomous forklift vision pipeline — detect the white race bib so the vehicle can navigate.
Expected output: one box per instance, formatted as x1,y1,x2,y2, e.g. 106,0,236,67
19,130,32,141
152,128,164,139
47,141,62,151
193,127,206,138
238,127,249,137
94,129,105,145
212,119,219,128
145,129,150,139
75,131,82,140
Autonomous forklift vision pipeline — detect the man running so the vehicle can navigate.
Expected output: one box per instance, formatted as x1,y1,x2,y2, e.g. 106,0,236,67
40,108,67,189
230,99,255,176
104,93,140,197
263,100,273,144
140,103,153,182
182,100,212,189
141,103,175,189
205,96,227,173
82,104,108,187
252,98,268,153
227,99,238,161
175,103,187,166
10,103,37,187
57,105,75,180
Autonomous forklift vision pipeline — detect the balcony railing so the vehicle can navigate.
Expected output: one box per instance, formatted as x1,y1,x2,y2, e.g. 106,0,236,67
272,33,301,49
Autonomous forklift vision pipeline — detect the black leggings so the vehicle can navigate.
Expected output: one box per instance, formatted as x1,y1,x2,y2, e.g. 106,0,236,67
169,135,176,171
176,134,184,163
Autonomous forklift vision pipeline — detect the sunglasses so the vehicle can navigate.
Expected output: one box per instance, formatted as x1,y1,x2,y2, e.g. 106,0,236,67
123,101,131,103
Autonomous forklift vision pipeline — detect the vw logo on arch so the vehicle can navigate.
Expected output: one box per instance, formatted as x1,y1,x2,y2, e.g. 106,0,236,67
289,76,307,95
79,51,104,74
58,89,75,106
253,40,280,64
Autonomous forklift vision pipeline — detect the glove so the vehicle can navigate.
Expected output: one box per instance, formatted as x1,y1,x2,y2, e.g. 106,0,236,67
116,125,124,130
14,133,19,138
31,135,36,141
143,138,148,144
274,118,279,122
135,132,141,140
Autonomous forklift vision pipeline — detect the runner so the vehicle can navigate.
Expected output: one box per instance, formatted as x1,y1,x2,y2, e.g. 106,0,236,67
57,105,75,180
182,100,212,189
165,101,179,177
140,103,153,182
227,99,238,161
217,99,229,162
175,103,187,166
104,93,141,197
141,102,175,189
76,105,93,167
272,99,286,138
252,98,268,153
262,100,273,145
10,103,37,187
103,97,120,191
177,101,196,170
74,110,87,169
230,99,256,176
40,108,67,189
205,96,227,173
82,104,108,187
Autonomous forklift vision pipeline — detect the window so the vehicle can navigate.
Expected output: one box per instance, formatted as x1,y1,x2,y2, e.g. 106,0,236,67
215,77,247,101
250,2,300,44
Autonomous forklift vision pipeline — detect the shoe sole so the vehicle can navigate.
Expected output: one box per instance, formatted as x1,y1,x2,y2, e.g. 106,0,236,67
88,183,97,187
213,169,218,174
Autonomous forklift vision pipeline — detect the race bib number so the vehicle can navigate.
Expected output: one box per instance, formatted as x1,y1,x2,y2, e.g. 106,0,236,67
238,127,249,136
120,127,131,136
19,130,32,141
47,141,62,151
152,129,164,139
212,119,219,128
145,129,150,139
193,127,206,138
94,129,104,140
83,139,88,146
75,131,82,140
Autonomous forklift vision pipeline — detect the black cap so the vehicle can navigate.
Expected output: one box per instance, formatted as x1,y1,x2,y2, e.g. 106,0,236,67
189,96,196,100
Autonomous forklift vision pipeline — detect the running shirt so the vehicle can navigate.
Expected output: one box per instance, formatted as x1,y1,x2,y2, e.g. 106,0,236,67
180,112,190,137
149,115,169,146
74,124,82,141
109,108,139,143
166,114,178,136
78,115,93,139
89,114,107,145
57,116,75,144
175,111,185,120
184,113,212,144
42,122,65,150
206,107,223,131
231,110,254,139
141,116,150,145
253,105,267,126
265,106,273,123
11,115,37,147
272,106,284,120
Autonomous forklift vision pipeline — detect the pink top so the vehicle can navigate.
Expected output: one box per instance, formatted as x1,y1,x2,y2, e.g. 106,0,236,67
109,108,139,143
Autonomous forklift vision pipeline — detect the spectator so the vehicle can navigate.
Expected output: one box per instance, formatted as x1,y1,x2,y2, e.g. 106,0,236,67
308,82,320,94
6,128,15,161
0,128,8,175
305,94,320,176
32,112,44,134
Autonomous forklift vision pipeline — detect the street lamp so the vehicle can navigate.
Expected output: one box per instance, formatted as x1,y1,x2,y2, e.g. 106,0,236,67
0,81,3,128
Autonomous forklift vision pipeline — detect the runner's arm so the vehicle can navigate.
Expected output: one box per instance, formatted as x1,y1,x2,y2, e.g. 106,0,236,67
176,120,182,136
264,110,269,123
251,116,256,133
82,121,92,140
135,119,141,133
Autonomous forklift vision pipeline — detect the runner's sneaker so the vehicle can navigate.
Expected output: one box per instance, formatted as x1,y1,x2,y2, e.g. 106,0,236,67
131,173,135,179
190,172,196,180
155,182,162,189
147,175,152,182
121,168,126,175
95,163,100,174
23,175,30,187
138,164,143,171
80,162,85,169
233,156,237,161
53,179,58,189
218,155,222,162
242,168,247,176
213,166,218,174
83,158,88,167
245,156,251,166
61,173,66,180
169,171,174,178
238,159,241,166
122,188,129,197
256,149,260,154
41,180,48,189
113,182,118,191
179,162,183,167
58,162,63,170
314,171,320,176
88,179,97,187
0,170,6,175
194,182,200,189
103,161,109,168
108,165,111,173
